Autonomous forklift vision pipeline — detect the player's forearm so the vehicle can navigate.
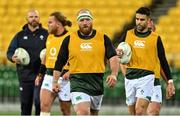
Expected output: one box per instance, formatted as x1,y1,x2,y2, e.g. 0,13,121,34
109,56,119,77
41,55,46,64
120,63,126,77
160,67,168,84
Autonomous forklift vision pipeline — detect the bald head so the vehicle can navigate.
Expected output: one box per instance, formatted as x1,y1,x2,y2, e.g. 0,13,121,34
26,9,39,18
26,9,40,28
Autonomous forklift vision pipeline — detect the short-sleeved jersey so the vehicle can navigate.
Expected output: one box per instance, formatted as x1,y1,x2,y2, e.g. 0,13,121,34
45,32,69,69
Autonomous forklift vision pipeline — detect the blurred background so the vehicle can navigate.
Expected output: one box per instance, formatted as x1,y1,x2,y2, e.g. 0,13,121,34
0,0,180,115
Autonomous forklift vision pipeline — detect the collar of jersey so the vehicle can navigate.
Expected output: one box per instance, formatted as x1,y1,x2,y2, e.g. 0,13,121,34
77,29,96,39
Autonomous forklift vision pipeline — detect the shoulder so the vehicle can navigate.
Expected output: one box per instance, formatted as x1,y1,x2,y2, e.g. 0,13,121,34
40,27,48,34
15,31,25,38
94,29,106,37
63,31,72,38
64,35,71,42
150,31,161,41
127,28,134,34
151,31,160,37
92,29,109,40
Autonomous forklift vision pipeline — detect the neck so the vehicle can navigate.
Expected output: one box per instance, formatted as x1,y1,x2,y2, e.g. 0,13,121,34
137,27,148,33
80,30,93,36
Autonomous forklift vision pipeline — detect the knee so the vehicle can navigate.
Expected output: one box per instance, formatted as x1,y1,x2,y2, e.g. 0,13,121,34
76,110,90,115
147,103,161,115
60,101,71,115
75,108,90,115
147,108,160,115
41,101,51,112
136,107,145,115
61,107,71,115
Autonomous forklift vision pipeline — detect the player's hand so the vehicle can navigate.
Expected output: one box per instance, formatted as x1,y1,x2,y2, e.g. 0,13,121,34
62,71,70,80
166,81,175,99
35,75,42,86
116,49,123,58
52,80,60,93
12,55,21,64
106,74,117,88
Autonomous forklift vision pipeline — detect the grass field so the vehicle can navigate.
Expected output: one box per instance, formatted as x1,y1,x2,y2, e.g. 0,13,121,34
0,103,180,115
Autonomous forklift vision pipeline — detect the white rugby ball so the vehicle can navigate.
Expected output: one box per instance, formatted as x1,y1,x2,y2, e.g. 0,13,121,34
117,42,132,64
14,48,30,65
40,48,46,61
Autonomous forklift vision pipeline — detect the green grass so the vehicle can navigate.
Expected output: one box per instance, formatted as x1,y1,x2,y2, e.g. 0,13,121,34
0,106,180,115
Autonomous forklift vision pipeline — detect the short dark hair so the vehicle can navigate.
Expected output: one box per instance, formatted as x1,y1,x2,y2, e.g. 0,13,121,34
136,7,151,17
50,12,72,27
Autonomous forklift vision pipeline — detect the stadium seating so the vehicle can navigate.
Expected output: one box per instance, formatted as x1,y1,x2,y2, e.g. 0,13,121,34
156,1,180,68
8,0,180,105
0,0,151,64
0,65,19,102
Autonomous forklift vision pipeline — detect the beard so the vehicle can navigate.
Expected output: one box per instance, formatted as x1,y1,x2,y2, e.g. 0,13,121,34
29,20,39,28
48,27,57,34
79,25,92,35
136,24,146,32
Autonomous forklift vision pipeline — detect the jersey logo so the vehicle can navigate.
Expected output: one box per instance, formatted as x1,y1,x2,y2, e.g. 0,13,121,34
156,94,159,99
76,96,82,101
80,43,92,51
45,83,49,87
49,47,56,56
47,47,57,60
134,40,145,48
23,36,28,40
40,35,44,40
140,89,144,95
19,87,23,91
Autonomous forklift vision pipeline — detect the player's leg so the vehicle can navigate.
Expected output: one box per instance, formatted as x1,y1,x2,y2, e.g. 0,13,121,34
128,104,136,115
59,101,71,115
40,89,55,112
74,101,91,115
71,92,91,115
19,82,34,115
135,98,149,115
58,78,71,115
90,95,103,116
125,78,136,115
147,85,162,115
148,102,161,115
34,84,41,115
40,75,56,115
135,74,154,115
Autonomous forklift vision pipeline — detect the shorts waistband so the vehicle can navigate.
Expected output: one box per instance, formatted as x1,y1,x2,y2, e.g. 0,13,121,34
46,68,53,76
154,78,160,86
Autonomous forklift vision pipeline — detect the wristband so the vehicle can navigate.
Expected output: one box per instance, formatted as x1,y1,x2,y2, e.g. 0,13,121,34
38,64,46,75
38,73,44,78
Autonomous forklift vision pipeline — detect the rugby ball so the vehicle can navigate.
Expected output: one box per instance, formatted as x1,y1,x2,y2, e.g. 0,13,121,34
40,48,46,61
117,42,132,64
14,48,30,65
